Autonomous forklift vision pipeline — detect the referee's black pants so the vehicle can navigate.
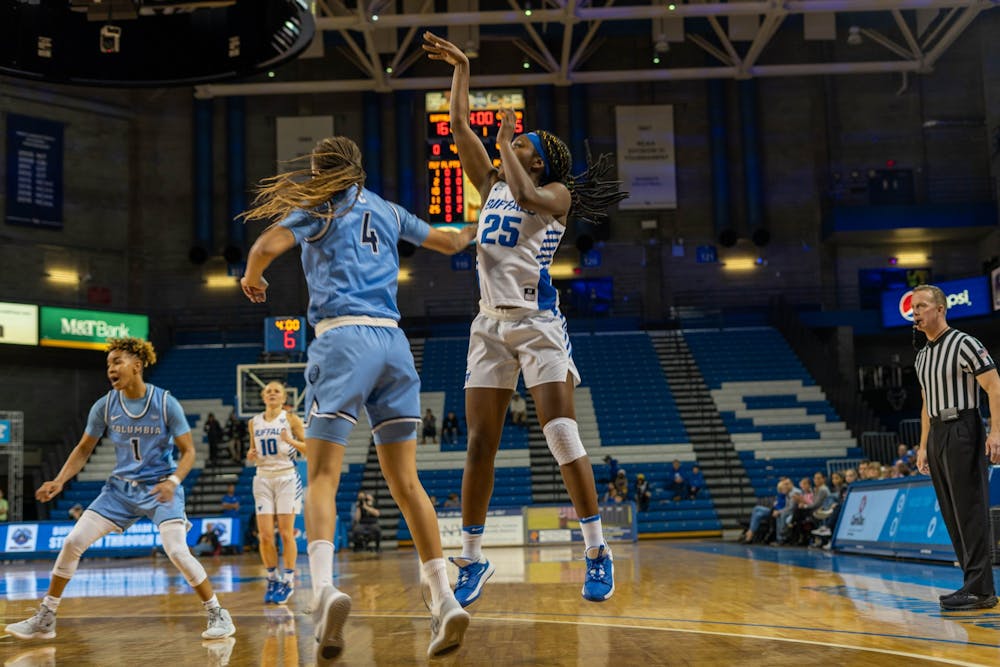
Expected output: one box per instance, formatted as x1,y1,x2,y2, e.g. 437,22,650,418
927,410,995,596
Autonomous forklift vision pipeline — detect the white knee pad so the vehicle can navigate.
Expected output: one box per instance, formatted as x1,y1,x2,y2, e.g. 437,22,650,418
52,510,116,579
543,417,587,466
160,520,208,587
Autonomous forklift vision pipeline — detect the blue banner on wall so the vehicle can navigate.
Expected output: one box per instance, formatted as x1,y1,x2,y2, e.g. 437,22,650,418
0,516,241,559
881,276,991,328
5,114,64,230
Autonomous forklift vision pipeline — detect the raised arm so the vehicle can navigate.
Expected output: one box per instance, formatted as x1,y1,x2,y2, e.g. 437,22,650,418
496,109,571,218
423,32,496,198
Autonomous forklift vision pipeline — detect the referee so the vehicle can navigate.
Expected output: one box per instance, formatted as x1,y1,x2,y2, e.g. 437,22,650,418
912,284,1000,611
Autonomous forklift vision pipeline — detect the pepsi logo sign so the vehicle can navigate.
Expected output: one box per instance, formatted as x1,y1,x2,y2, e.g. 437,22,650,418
898,291,914,322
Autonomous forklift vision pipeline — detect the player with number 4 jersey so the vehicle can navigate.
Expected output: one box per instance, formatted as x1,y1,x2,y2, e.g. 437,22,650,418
248,380,306,605
240,136,476,663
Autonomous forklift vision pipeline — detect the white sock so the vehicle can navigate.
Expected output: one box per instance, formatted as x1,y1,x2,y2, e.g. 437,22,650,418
421,558,452,611
266,567,278,581
283,569,295,585
579,514,605,552
202,594,221,611
308,540,334,596
461,525,484,561
43,595,61,611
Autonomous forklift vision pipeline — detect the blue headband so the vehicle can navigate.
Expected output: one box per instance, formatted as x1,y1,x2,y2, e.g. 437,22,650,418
525,132,550,179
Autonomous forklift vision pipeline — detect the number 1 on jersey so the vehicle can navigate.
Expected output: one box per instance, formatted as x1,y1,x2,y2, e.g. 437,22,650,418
361,211,379,253
130,437,141,462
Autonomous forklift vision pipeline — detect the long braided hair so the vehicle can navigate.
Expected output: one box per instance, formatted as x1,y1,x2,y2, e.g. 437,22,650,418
533,130,629,223
240,137,367,224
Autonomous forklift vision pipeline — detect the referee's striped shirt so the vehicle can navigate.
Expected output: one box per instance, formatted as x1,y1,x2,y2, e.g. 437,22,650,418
915,328,996,418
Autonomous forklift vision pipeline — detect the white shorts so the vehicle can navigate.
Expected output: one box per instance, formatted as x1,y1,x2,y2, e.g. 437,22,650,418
252,471,303,516
464,305,581,390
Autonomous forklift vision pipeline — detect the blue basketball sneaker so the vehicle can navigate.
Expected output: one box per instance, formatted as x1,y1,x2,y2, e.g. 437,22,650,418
264,578,279,604
273,580,294,605
449,555,495,607
582,545,614,602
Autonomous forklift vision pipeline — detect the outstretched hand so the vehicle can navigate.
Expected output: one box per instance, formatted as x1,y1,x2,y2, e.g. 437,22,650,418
422,31,469,68
36,480,64,503
241,275,269,303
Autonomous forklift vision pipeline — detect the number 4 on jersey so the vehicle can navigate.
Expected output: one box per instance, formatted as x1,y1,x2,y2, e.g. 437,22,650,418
361,211,379,253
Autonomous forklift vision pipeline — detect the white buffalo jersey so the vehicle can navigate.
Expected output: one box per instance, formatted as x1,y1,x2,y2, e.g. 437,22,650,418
251,410,298,473
476,180,564,310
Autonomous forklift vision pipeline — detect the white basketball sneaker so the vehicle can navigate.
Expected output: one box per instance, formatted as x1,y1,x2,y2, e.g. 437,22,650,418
427,596,470,658
202,607,236,640
5,604,57,640
313,585,352,665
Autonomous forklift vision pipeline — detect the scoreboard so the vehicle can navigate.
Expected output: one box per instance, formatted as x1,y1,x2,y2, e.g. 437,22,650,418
264,316,306,353
425,89,525,226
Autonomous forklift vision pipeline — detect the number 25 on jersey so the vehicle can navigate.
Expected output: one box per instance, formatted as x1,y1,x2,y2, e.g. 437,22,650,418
480,214,521,247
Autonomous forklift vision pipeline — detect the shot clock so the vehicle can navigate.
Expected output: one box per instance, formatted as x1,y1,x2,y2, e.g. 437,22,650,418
425,89,525,227
264,316,306,353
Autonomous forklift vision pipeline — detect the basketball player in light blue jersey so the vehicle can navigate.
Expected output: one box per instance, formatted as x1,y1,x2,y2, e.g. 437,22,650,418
425,32,628,607
240,136,477,663
5,338,236,643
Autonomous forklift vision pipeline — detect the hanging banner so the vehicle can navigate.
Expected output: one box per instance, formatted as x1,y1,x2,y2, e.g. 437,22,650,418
0,302,39,346
615,105,676,210
5,114,64,229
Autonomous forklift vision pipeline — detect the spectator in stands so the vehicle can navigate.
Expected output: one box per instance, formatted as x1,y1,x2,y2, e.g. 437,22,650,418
602,482,621,504
226,412,247,463
740,478,791,544
68,504,84,522
204,413,225,464
774,479,803,545
221,484,240,519
687,465,705,500
635,474,652,512
441,412,461,445
350,491,381,552
790,474,829,545
810,471,845,544
602,455,619,484
421,409,438,445
669,459,687,502
443,493,460,508
0,487,7,522
844,467,859,485
508,392,527,427
894,443,915,469
892,461,913,478
613,470,629,501
192,522,222,556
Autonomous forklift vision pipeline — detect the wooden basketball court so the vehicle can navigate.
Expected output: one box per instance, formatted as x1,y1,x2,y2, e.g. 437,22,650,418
2,541,999,665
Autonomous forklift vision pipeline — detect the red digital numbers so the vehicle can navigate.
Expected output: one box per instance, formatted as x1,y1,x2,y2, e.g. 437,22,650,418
283,330,296,349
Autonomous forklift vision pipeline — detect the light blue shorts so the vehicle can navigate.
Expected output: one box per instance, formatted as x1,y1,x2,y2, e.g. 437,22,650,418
304,325,421,445
88,476,187,530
